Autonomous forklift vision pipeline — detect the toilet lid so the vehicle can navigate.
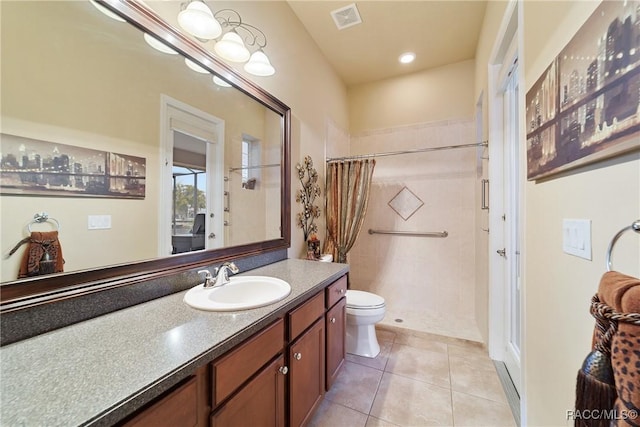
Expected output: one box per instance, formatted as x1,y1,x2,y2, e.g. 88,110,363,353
346,290,385,309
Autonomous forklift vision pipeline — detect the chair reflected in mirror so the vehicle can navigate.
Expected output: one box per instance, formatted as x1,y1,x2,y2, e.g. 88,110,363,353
172,213,206,254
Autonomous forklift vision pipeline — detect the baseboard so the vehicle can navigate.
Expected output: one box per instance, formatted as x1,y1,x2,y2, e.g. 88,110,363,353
493,360,521,426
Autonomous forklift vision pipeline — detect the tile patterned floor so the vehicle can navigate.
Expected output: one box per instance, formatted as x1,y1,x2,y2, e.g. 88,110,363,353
308,327,516,427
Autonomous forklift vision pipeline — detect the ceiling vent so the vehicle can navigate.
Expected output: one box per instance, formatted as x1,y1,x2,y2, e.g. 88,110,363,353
330,3,362,30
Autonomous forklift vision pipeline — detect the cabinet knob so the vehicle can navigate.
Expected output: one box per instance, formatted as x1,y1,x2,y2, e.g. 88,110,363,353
330,317,336,324
294,352,302,361
279,366,288,375
339,289,345,294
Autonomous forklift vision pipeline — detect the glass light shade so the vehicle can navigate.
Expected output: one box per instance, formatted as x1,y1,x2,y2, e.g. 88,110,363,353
185,58,210,74
213,76,232,87
214,31,250,63
244,50,275,76
89,0,125,22
178,1,222,40
143,33,178,55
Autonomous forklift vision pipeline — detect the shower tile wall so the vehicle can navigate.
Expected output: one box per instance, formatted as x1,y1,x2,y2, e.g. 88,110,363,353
349,118,481,342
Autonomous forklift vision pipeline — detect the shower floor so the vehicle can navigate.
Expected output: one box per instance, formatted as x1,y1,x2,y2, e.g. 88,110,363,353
379,307,483,343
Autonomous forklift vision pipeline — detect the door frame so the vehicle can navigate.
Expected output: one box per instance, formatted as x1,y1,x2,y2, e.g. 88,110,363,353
487,0,527,419
159,94,225,257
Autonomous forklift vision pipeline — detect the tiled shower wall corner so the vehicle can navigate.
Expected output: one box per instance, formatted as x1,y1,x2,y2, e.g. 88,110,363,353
349,118,481,342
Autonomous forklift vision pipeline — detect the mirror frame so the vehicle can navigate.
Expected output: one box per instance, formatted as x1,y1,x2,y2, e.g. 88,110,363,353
0,0,291,309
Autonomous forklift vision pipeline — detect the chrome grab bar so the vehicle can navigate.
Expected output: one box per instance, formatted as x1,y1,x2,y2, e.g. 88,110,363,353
368,229,448,238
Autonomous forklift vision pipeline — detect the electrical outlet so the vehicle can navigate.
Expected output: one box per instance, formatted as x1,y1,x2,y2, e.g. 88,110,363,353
562,219,591,260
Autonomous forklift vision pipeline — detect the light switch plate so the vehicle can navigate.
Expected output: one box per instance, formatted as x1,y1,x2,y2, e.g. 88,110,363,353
562,219,591,260
88,215,112,230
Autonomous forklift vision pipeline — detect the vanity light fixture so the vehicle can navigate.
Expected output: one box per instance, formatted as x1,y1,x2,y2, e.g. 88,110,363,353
178,1,276,76
214,30,251,62
178,0,222,40
399,52,416,64
185,58,210,73
143,33,178,55
213,75,232,87
244,49,275,77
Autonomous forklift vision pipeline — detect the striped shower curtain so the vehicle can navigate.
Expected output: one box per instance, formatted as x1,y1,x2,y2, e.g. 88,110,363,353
324,159,376,263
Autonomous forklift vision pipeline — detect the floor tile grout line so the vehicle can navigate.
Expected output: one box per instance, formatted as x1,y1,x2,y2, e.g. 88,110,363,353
450,388,513,406
379,370,453,393
448,347,456,427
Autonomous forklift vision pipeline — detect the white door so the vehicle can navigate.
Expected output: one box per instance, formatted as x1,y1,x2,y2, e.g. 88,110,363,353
159,95,224,256
501,63,522,394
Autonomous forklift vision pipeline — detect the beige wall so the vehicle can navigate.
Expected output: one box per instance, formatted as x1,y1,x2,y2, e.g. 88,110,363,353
208,1,350,258
522,1,640,425
348,59,476,134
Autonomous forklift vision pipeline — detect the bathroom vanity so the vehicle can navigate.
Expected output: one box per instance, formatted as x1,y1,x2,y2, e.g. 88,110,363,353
0,259,348,426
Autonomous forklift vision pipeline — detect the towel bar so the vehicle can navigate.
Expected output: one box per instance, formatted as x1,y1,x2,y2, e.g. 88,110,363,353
606,220,640,271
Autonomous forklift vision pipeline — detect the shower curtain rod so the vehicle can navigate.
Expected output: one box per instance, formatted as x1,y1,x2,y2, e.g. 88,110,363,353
326,141,488,163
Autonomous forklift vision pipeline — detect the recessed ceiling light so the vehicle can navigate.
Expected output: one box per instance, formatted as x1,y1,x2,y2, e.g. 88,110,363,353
399,52,416,64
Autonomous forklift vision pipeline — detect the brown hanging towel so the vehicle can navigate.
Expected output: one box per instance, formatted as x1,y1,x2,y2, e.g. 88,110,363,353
575,271,640,427
9,231,65,278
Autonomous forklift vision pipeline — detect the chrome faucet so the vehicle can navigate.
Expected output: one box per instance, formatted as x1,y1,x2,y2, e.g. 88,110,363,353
198,262,239,288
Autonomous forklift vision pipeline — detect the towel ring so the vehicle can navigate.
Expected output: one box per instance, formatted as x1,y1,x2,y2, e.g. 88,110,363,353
27,212,61,233
606,220,640,271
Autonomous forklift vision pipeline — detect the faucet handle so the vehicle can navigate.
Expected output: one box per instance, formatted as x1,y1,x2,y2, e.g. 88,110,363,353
224,262,239,274
198,269,213,279
198,269,214,287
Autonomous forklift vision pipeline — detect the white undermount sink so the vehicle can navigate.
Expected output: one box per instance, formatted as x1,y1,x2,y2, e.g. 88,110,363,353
183,276,291,311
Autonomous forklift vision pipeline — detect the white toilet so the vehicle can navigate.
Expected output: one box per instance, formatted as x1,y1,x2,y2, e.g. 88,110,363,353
345,290,386,358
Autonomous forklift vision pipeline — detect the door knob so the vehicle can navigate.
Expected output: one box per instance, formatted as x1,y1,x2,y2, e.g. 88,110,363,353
294,352,302,361
279,366,288,375
496,248,506,257
330,317,336,324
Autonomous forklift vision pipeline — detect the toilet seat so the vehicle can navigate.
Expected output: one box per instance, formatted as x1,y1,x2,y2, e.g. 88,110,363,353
346,290,385,309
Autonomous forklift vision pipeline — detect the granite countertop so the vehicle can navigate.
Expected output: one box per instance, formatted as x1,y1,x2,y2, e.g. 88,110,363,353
0,259,349,426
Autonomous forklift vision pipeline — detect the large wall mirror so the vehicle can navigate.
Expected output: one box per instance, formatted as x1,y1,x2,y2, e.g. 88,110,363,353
0,0,291,304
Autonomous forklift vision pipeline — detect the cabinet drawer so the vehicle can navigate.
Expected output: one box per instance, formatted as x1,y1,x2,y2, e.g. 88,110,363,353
211,355,286,427
213,318,284,406
325,275,347,308
122,376,198,427
288,291,324,341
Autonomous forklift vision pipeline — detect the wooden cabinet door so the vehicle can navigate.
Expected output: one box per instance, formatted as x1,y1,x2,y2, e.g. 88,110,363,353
289,318,325,427
211,355,286,427
121,376,198,427
326,298,346,390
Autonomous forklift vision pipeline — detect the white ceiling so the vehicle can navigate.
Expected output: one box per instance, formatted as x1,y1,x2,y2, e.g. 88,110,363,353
287,1,488,86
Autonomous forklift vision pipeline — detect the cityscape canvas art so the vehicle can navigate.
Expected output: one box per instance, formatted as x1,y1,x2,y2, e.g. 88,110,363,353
0,134,146,199
526,1,640,180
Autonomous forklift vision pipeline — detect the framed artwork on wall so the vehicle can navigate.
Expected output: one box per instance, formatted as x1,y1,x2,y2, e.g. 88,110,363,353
526,1,640,180
0,134,146,199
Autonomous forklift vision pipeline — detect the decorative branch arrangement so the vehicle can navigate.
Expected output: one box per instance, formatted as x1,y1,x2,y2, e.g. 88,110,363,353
295,156,321,242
